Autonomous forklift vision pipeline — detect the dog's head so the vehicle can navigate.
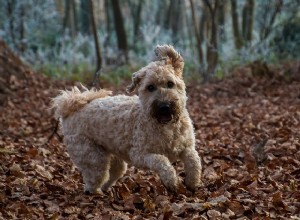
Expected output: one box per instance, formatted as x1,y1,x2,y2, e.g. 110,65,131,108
127,45,187,124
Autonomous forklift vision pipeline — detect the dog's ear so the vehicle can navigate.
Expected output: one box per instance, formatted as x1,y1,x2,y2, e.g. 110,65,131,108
126,70,146,93
155,45,184,77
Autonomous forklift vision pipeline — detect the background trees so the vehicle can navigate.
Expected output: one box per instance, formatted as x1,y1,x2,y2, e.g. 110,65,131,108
0,0,299,82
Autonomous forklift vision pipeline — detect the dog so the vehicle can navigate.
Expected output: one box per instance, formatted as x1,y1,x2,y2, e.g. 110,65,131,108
52,45,202,194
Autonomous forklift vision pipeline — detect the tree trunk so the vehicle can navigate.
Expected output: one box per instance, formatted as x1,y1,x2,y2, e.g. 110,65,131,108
199,5,208,45
261,0,282,40
19,3,25,52
246,0,255,42
155,1,167,26
184,1,194,48
80,0,90,35
218,0,226,43
170,0,183,42
111,0,128,63
230,0,243,49
129,0,143,45
7,0,16,47
104,0,113,48
189,0,203,64
71,0,78,33
62,0,77,36
134,1,143,41
203,0,219,80
164,0,174,30
89,0,102,88
63,0,71,32
242,0,255,43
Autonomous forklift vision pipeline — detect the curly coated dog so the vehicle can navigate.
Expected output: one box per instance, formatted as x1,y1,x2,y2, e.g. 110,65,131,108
52,45,202,194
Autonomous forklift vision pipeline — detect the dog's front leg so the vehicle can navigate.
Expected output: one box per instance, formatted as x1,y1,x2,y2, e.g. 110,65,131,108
130,152,178,192
180,148,202,191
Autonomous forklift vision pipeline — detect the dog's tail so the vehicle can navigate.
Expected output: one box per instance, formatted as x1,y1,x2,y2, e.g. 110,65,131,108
51,85,112,119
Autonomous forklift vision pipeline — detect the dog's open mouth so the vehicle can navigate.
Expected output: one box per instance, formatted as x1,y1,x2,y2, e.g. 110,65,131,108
151,101,178,124
157,113,173,124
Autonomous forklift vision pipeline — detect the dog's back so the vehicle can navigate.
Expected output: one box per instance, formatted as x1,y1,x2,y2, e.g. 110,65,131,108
52,86,112,119
52,88,140,161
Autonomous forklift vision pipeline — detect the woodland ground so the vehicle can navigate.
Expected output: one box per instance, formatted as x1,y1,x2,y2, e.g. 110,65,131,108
0,41,300,219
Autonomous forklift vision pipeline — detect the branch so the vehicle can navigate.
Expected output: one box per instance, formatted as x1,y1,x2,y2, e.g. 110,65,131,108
203,0,214,15
263,0,283,39
47,120,63,143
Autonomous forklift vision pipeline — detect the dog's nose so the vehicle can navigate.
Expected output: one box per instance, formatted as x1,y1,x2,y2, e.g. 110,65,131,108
159,104,171,113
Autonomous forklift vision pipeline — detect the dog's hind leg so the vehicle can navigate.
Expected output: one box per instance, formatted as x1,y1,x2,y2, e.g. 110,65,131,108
65,136,110,194
101,156,127,192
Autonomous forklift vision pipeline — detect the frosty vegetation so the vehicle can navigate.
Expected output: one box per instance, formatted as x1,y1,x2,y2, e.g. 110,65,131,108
0,0,299,81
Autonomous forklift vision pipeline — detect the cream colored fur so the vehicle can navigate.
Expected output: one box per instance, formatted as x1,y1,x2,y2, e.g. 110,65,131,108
52,85,112,119
52,45,202,194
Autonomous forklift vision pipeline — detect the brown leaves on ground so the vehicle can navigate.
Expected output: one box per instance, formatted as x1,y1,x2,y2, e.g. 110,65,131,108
0,50,300,219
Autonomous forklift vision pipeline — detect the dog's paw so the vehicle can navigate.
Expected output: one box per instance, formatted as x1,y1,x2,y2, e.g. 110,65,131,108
84,186,103,195
162,177,180,194
185,184,198,193
101,184,112,193
165,183,178,194
84,190,92,195
184,179,202,192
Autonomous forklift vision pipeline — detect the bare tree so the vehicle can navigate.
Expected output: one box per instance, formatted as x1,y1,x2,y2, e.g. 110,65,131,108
89,0,102,88
218,0,227,43
62,0,76,36
111,0,129,63
104,0,113,49
71,0,78,33
260,0,283,40
128,0,144,45
189,0,204,64
230,0,243,49
170,0,184,42
189,0,220,80
80,0,90,35
164,0,173,30
62,0,70,31
242,0,255,42
203,0,219,80
155,0,167,27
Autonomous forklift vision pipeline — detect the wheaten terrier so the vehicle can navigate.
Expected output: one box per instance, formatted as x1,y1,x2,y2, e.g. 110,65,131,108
52,45,202,194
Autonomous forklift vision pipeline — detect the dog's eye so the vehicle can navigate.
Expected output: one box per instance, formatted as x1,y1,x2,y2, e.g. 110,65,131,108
147,85,156,92
167,81,174,88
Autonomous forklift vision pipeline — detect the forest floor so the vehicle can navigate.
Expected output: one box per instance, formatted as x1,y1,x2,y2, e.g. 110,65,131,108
0,41,300,219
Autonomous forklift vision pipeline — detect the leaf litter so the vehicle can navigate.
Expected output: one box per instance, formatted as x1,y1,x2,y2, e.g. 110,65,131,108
0,42,299,219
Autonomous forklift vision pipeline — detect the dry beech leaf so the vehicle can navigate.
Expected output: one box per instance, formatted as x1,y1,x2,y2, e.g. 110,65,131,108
35,164,53,180
64,206,80,214
203,166,219,182
118,183,131,200
271,191,286,208
207,209,221,219
224,168,238,178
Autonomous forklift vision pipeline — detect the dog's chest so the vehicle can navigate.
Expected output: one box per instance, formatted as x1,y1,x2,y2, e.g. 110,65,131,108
137,121,192,159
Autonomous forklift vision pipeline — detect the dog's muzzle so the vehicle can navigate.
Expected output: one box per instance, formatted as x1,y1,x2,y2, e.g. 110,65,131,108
151,101,179,124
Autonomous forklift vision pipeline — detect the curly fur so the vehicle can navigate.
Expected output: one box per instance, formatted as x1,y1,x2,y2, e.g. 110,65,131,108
52,45,202,194
52,85,112,119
